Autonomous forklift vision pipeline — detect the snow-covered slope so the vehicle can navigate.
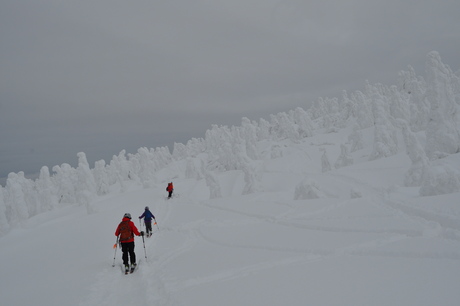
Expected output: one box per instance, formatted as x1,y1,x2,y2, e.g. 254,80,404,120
2,130,460,306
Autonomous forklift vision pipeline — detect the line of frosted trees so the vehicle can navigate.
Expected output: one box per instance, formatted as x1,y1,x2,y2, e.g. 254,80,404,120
1,51,459,236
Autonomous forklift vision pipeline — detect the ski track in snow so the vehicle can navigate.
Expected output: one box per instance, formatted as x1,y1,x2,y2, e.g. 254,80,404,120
92,184,460,305
165,254,324,292
331,171,460,236
80,196,174,306
158,199,460,302
196,172,460,263
197,209,460,262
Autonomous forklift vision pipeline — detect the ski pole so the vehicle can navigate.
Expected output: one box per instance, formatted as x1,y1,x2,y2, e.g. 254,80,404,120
154,217,160,231
141,234,147,259
112,237,119,267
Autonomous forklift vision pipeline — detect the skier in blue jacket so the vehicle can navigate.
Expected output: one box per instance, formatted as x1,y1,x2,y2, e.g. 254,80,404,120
139,206,155,237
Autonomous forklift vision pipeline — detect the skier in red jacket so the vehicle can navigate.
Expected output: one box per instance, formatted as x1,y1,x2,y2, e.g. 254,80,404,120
166,182,174,199
115,213,143,273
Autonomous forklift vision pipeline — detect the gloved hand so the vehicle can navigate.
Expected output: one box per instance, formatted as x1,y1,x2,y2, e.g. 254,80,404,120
140,231,145,236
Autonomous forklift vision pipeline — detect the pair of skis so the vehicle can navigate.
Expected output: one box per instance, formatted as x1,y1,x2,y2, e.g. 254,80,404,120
123,261,140,275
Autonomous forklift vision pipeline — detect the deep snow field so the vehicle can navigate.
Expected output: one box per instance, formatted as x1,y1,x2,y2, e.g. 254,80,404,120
2,126,460,306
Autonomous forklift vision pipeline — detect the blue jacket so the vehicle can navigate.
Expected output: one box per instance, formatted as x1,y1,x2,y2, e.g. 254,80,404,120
139,210,155,222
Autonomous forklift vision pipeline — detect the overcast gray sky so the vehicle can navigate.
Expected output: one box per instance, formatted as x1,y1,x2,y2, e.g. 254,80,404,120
1,0,459,183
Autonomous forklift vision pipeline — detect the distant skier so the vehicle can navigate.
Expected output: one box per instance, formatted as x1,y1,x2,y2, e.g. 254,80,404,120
115,213,144,273
139,206,155,237
166,182,174,199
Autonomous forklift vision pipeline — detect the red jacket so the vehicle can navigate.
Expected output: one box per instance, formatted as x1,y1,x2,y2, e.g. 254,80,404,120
115,217,140,243
167,183,174,192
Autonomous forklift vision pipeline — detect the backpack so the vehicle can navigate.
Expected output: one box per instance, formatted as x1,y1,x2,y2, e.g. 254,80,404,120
118,220,133,242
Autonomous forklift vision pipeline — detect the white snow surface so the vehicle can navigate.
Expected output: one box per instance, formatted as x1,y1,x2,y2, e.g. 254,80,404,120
2,145,460,305
1,52,460,305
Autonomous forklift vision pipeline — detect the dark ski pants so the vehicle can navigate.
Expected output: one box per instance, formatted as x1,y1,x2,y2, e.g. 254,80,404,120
168,191,173,198
121,241,136,266
145,220,152,235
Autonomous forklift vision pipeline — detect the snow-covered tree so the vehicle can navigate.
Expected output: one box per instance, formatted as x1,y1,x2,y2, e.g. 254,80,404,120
52,163,77,204
0,187,9,235
270,112,300,141
335,144,353,169
368,91,399,161
400,122,430,187
257,118,271,140
424,51,460,159
152,146,173,170
349,91,374,129
202,162,221,199
110,150,132,181
241,117,259,160
16,172,38,217
348,122,364,152
294,179,324,200
36,166,58,212
93,160,110,196
136,147,156,186
183,138,205,158
185,158,202,180
241,157,262,195
398,66,430,132
292,107,314,138
320,148,332,173
419,166,460,196
4,172,29,226
173,142,188,160
76,152,97,214
108,151,132,192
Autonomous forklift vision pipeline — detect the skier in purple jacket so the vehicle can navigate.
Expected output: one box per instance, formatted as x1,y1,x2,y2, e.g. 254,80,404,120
139,206,155,237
